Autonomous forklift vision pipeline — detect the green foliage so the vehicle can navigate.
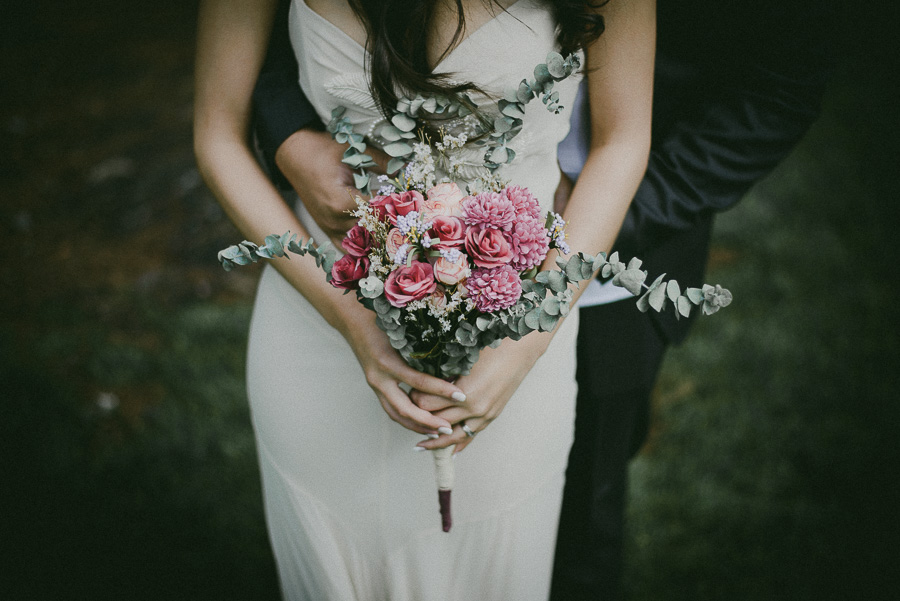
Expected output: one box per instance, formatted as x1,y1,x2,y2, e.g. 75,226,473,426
218,232,336,280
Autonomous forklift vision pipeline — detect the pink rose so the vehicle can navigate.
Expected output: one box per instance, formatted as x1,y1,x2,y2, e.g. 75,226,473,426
330,254,370,290
422,183,465,219
428,215,466,250
383,261,437,307
370,190,424,224
465,225,514,268
341,224,373,257
433,253,469,286
385,227,407,259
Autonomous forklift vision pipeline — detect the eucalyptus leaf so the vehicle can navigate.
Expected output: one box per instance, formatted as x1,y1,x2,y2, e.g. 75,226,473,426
353,173,370,190
380,124,403,142
342,153,366,168
534,63,552,83
392,113,417,132
500,101,526,119
541,295,561,316
686,287,704,305
383,141,413,157
516,81,533,104
666,279,681,302
636,290,651,313
591,253,608,272
677,295,692,318
648,281,667,313
373,295,392,315
539,311,558,332
490,146,509,164
387,158,406,175
612,268,646,296
546,53,566,78
410,96,425,116
579,261,595,281
547,270,567,293
493,116,512,133
386,326,407,340
475,315,493,331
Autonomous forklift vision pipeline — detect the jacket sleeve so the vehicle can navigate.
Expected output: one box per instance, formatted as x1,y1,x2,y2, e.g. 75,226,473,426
251,0,324,187
619,46,830,253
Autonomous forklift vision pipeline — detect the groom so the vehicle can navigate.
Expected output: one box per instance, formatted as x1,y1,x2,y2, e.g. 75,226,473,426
250,0,833,599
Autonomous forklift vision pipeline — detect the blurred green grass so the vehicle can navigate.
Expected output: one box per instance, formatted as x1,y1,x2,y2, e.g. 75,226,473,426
623,56,900,601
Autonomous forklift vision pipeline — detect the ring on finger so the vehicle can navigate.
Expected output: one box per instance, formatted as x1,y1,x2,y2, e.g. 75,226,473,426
461,422,476,438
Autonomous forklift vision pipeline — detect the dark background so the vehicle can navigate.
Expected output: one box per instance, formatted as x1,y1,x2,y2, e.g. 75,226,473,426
2,1,898,600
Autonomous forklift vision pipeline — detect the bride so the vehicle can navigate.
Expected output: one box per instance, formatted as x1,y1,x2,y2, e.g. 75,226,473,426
193,0,654,599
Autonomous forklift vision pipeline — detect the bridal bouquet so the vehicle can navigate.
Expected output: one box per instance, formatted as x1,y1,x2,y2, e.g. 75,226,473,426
219,52,733,532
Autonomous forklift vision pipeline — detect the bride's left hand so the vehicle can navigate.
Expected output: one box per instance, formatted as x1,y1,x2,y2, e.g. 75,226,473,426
410,330,553,454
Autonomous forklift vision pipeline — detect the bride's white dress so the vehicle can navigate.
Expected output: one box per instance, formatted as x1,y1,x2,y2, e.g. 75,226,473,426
247,1,582,599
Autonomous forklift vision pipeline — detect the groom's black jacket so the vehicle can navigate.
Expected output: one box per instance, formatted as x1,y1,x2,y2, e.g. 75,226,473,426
252,0,834,344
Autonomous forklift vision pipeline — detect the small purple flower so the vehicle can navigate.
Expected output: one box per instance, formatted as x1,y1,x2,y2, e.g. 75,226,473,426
439,248,462,263
394,243,410,265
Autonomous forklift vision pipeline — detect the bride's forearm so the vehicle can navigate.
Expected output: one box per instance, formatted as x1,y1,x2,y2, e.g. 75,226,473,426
543,0,656,308
193,0,364,338
195,135,367,337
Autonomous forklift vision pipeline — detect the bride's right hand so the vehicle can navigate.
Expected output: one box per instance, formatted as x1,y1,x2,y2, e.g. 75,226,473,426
344,316,465,436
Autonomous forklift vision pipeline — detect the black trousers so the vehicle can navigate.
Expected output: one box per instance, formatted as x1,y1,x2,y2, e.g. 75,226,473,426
550,298,668,601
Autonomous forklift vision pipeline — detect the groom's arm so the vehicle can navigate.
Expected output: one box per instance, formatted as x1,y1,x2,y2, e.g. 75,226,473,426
617,5,835,256
620,59,832,255
252,0,323,189
251,0,370,244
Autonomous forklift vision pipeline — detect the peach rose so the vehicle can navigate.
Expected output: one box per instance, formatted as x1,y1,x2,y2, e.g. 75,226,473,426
433,253,469,286
385,228,407,259
422,182,466,219
428,286,449,311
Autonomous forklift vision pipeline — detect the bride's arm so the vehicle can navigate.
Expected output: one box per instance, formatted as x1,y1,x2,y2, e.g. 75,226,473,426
193,0,465,435
414,0,656,451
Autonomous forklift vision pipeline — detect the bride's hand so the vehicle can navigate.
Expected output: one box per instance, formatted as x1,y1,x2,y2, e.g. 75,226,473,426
345,317,466,436
409,331,552,453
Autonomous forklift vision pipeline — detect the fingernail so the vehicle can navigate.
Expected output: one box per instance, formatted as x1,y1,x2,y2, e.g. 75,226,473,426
413,445,428,452
426,433,440,439
438,426,453,435
451,391,467,402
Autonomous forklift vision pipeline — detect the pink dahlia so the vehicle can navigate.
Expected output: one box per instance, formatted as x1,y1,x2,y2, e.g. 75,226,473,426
504,185,542,220
467,265,523,313
462,191,516,231
509,216,551,272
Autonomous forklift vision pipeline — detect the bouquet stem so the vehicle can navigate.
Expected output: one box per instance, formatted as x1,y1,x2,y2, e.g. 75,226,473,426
431,445,455,532
438,489,452,532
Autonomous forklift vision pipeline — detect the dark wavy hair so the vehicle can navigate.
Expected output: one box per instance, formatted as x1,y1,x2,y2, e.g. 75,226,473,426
346,0,607,114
